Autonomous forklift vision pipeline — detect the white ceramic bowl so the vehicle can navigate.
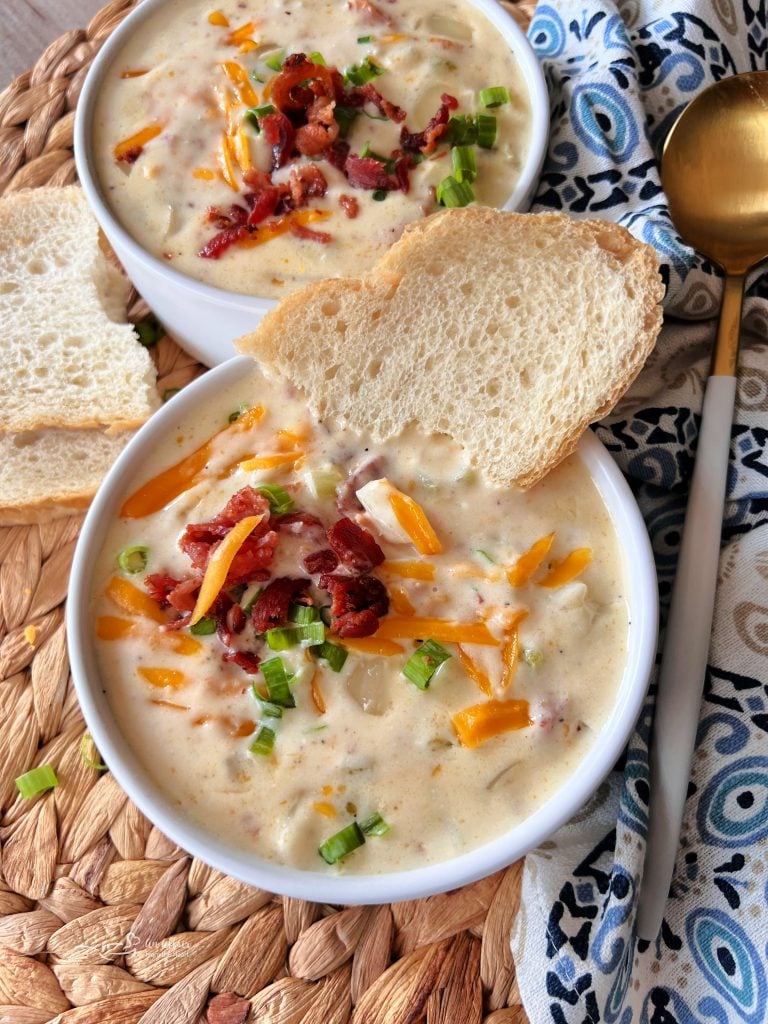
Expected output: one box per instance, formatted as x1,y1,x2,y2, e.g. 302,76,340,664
68,355,657,905
74,0,550,368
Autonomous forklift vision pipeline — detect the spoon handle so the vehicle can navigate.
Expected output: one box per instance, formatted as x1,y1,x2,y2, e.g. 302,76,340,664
635,367,738,942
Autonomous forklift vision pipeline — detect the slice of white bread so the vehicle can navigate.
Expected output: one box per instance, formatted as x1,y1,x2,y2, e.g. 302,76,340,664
236,208,664,489
0,428,132,525
0,186,159,433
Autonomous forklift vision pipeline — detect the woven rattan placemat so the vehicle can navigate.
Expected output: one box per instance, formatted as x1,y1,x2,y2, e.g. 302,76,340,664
0,2,537,1021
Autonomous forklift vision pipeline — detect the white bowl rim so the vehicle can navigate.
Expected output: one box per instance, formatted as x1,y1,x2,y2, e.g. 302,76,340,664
73,0,550,316
67,355,658,905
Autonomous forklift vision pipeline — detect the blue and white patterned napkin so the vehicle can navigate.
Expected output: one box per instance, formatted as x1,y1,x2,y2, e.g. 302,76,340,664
511,4,768,1022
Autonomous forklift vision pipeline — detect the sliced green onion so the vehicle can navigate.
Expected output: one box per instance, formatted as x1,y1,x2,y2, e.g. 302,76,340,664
318,821,365,864
360,141,388,164
357,34,372,42
372,188,388,201
15,764,58,799
403,639,452,690
266,622,325,650
117,544,149,575
162,388,180,402
334,106,359,139
260,657,296,707
251,684,283,718
436,175,475,208
190,616,216,636
244,103,275,131
479,85,510,108
228,403,249,423
474,548,496,564
345,56,384,86
251,70,265,84
476,113,497,149
359,811,390,836
308,50,327,65
523,648,544,668
80,734,108,772
312,640,348,673
289,603,319,624
133,315,164,347
451,145,477,184
447,114,477,146
249,724,276,756
242,587,263,615
255,484,295,516
264,50,285,72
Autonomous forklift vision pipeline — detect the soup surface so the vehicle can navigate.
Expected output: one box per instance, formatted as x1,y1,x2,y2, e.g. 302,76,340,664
92,368,627,873
93,0,532,296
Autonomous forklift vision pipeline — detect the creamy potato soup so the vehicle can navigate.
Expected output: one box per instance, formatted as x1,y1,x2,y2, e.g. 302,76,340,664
93,0,532,296
92,369,627,873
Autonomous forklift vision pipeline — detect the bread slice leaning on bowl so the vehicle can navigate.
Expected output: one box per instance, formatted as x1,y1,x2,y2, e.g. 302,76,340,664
236,208,664,490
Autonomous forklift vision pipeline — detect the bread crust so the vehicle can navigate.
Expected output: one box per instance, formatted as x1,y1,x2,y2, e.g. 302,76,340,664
0,495,92,526
236,208,664,490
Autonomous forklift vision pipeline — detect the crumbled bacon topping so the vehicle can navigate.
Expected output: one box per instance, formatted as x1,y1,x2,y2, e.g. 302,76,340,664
344,154,394,191
223,650,262,675
289,164,328,206
339,194,359,219
303,549,339,574
361,84,406,123
178,487,278,586
262,110,296,170
198,51,465,257
198,225,249,260
291,223,332,244
400,93,458,154
319,573,389,638
327,517,385,573
251,577,311,635
347,0,394,25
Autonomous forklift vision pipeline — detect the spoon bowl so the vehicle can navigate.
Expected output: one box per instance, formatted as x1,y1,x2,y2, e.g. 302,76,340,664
662,71,768,275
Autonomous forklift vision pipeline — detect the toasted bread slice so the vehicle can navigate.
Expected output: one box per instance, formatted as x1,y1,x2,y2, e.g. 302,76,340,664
236,208,663,489
0,186,159,434
0,428,132,525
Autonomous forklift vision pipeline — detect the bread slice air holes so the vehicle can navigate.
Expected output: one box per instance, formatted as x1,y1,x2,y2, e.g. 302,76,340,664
236,208,664,490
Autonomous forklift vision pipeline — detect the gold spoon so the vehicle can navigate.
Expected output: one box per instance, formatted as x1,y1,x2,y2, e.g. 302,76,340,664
636,70,768,942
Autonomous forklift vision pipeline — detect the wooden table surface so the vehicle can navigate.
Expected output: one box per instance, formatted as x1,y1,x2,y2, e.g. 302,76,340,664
1,0,107,88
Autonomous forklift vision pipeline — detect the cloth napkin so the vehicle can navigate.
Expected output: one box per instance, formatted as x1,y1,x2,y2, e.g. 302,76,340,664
511,4,768,1022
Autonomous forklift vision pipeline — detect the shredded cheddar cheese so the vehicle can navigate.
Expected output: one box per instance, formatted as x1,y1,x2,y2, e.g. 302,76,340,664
190,515,264,625
375,616,498,646
456,645,492,697
538,548,593,588
139,667,187,689
105,577,165,623
452,699,532,748
507,532,555,587
240,451,305,471
226,20,257,45
380,559,435,581
96,615,137,640
113,123,163,162
388,489,443,555
342,637,405,657
120,405,265,518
